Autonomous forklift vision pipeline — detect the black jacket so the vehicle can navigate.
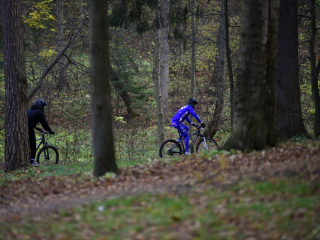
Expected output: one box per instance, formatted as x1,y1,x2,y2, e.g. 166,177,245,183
27,105,52,132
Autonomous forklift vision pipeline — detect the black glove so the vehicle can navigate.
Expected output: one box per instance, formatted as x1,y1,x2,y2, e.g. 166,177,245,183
49,131,55,135
191,123,198,128
201,123,205,128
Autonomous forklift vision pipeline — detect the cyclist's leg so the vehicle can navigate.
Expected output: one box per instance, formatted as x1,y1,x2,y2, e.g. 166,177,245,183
28,126,36,163
181,124,189,153
173,122,189,153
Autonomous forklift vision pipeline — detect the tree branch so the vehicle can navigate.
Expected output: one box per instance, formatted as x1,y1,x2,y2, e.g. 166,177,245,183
27,9,88,102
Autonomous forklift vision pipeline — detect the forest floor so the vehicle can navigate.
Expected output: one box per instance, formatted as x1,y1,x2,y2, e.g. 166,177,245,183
0,142,320,239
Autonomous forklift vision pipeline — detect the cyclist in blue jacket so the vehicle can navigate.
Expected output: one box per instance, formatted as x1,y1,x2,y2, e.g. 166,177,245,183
171,98,205,155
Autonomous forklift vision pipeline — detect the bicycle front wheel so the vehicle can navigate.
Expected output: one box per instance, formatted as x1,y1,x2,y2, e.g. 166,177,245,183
37,145,59,165
159,139,183,158
196,137,219,153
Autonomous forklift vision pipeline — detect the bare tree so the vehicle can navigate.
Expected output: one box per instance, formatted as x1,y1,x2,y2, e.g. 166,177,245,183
1,0,30,171
160,0,170,123
206,0,226,138
154,8,165,148
309,0,320,138
276,0,310,139
223,0,279,151
56,0,68,89
27,12,87,102
225,0,234,130
88,0,118,176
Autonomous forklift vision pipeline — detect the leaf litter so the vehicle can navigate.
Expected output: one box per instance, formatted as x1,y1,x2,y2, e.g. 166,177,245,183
0,142,320,239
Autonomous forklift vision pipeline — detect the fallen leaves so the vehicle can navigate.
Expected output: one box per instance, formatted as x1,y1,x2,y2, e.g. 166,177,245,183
0,142,319,226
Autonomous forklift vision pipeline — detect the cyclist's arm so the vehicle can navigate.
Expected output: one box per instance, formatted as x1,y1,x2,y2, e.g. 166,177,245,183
39,112,52,132
188,107,202,123
185,116,192,124
35,127,43,132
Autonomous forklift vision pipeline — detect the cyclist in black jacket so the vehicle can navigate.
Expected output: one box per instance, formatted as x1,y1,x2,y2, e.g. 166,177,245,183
27,99,54,166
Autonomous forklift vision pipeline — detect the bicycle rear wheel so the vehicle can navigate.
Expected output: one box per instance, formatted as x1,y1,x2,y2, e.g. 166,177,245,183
159,139,183,158
196,137,219,153
37,145,59,165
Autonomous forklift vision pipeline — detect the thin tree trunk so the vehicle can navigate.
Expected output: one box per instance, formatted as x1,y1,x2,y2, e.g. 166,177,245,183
1,0,30,171
154,17,165,148
309,0,320,138
223,0,279,151
56,0,67,89
189,0,196,98
206,1,226,138
225,0,234,130
189,0,196,152
276,0,310,139
160,0,170,123
88,0,118,176
110,66,134,117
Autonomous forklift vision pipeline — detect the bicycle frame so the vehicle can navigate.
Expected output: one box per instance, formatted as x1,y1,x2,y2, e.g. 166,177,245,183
36,132,49,151
176,127,205,152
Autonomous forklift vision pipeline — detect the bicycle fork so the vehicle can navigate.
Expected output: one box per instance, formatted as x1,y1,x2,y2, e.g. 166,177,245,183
202,138,209,150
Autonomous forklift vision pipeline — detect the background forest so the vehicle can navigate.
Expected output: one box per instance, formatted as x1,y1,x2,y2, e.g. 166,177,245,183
1,0,320,239
1,0,319,166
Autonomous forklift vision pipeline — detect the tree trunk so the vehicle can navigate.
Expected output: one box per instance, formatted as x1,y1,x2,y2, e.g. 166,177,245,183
160,0,170,123
206,1,226,138
189,0,196,98
309,0,320,138
56,0,68,89
225,0,234,131
88,0,118,176
1,0,30,171
110,66,134,118
276,0,310,139
154,13,165,148
189,0,196,152
223,0,279,152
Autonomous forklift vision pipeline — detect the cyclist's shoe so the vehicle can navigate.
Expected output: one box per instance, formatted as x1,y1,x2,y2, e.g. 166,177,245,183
31,161,40,166
185,151,191,155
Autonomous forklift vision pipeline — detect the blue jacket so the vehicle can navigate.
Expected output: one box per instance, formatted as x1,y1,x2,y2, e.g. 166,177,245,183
172,105,202,124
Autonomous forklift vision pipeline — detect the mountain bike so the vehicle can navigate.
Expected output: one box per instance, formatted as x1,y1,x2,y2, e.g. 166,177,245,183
36,130,59,165
159,125,219,158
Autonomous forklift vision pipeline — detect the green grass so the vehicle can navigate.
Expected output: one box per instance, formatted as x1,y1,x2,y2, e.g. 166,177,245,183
1,178,319,240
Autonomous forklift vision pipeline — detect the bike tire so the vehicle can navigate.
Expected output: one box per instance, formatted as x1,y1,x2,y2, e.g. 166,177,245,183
36,145,59,165
196,137,219,153
159,139,183,158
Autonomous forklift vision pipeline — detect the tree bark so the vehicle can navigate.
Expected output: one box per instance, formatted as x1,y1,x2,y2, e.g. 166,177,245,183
189,0,196,98
154,11,165,148
225,0,234,131
88,0,118,176
160,0,170,123
309,0,320,138
1,0,30,171
206,1,226,138
56,0,68,89
188,0,196,152
276,0,310,139
223,0,279,152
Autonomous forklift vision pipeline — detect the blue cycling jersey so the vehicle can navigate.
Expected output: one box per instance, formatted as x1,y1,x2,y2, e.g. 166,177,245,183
171,105,202,124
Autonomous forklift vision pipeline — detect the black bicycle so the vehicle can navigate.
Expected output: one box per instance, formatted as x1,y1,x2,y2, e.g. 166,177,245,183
36,130,59,165
159,125,219,158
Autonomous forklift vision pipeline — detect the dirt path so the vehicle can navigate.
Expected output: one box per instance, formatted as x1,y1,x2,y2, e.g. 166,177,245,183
1,143,320,223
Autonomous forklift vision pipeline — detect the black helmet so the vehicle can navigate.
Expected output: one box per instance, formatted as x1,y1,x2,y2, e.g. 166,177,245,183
34,99,47,111
187,98,198,108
